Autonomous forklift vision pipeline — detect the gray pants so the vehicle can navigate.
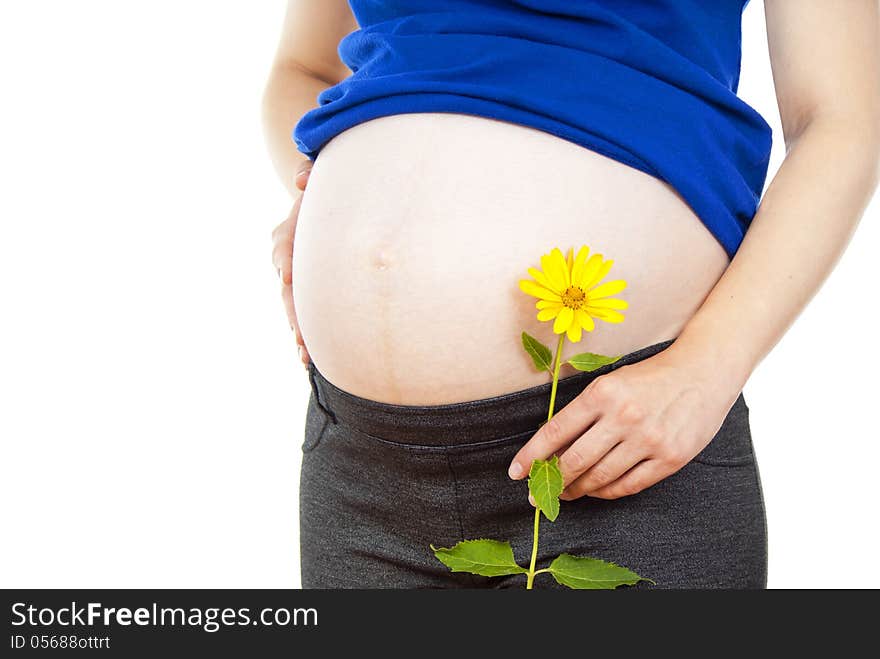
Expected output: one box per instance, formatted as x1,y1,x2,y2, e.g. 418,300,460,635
300,338,767,589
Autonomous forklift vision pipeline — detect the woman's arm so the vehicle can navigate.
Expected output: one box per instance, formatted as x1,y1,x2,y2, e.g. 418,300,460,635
264,0,357,366
261,0,357,196
669,0,880,390
509,0,880,499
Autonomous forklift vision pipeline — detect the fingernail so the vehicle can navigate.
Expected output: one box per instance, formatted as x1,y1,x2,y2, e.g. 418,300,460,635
508,462,523,479
528,493,536,507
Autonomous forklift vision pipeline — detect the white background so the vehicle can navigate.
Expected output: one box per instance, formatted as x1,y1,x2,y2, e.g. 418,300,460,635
1,1,876,589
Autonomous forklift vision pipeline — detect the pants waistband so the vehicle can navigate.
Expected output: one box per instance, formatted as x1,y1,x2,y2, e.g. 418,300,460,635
307,338,677,447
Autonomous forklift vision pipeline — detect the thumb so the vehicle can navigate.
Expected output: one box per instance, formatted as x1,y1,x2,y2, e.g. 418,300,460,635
295,159,313,191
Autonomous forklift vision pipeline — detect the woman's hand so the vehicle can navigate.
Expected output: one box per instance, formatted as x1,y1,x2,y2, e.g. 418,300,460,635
507,346,745,500
271,159,313,369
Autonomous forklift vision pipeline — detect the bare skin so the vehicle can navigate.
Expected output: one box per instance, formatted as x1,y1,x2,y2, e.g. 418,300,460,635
270,162,312,368
264,0,880,501
265,1,356,370
286,113,728,404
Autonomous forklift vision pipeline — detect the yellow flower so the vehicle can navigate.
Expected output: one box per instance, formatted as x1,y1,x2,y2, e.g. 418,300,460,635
519,246,628,343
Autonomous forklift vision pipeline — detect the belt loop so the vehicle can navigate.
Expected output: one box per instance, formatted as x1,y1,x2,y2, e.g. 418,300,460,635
308,361,338,424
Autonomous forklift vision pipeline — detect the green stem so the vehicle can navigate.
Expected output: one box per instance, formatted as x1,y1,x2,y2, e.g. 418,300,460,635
527,333,567,589
526,505,541,589
547,334,566,422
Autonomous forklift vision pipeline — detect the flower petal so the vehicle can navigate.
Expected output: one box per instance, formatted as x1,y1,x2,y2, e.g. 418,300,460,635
565,247,574,272
576,253,604,289
540,251,567,292
576,309,595,332
585,306,626,323
588,279,627,300
527,266,556,292
566,320,582,343
584,259,614,289
519,279,562,301
551,247,571,288
537,307,561,321
586,297,628,310
570,245,590,287
536,299,562,309
553,306,574,334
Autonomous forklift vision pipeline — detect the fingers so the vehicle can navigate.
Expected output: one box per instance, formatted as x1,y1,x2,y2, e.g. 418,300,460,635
295,159,313,191
272,239,293,286
559,441,648,500
506,357,718,500
583,459,676,500
555,418,619,488
282,286,310,370
272,194,304,286
281,283,298,336
272,160,314,371
298,342,311,367
507,389,601,480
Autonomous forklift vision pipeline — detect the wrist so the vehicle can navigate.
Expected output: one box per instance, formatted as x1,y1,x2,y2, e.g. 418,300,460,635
662,315,756,396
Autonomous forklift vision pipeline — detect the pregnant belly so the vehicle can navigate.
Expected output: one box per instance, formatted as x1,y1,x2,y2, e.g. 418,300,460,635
291,113,729,405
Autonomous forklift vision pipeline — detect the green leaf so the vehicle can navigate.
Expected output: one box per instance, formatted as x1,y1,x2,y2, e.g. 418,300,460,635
521,332,553,372
548,553,652,589
566,352,622,372
430,539,528,577
528,456,564,522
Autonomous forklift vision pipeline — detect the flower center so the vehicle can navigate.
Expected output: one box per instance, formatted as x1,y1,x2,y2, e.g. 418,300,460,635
561,286,586,310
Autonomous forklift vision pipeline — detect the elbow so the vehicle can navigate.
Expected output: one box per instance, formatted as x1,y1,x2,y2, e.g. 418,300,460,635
786,109,880,190
870,125,880,191
858,105,880,189
260,68,279,123
868,151,880,194
859,116,880,192
260,58,341,122
846,121,880,194
260,65,287,117
259,63,307,135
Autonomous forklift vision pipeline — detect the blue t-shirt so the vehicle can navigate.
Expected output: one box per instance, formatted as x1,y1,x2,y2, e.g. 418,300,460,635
293,0,773,258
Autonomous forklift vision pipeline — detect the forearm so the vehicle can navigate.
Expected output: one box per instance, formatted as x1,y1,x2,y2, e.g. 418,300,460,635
261,62,329,197
669,116,880,391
